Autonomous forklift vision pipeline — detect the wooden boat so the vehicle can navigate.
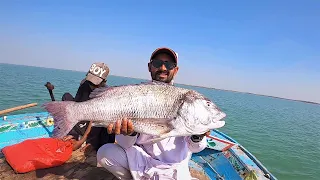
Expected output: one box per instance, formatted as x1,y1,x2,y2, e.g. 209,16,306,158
0,112,277,180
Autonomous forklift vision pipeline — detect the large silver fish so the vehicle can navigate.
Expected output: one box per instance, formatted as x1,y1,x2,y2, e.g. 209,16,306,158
43,82,226,143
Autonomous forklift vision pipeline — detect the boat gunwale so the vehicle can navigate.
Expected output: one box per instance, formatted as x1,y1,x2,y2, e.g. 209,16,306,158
0,112,51,123
212,129,277,180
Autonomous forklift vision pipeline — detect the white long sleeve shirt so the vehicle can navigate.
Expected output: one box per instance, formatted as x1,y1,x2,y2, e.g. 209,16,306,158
116,134,207,180
114,81,207,179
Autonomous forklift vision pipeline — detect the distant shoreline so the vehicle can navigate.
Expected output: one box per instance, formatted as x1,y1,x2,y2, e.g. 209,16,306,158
1,62,319,105
175,83,320,105
109,74,320,106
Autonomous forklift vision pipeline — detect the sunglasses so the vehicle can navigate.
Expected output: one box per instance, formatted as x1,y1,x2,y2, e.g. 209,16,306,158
151,59,176,70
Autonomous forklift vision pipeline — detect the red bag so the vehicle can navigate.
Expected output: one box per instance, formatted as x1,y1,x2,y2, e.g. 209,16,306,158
2,138,73,173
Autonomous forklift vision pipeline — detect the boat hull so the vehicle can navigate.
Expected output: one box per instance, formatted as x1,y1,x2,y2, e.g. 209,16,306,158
0,112,277,180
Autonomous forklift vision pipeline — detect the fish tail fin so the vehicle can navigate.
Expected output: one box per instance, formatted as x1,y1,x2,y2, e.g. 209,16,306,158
42,101,78,138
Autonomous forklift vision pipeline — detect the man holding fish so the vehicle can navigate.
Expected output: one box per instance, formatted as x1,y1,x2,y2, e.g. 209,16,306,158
95,47,226,180
44,47,226,179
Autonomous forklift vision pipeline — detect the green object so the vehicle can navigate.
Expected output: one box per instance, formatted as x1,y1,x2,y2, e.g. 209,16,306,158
208,141,216,147
244,170,258,180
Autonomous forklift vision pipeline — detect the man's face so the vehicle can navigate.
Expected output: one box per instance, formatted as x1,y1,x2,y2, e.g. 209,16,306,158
148,53,179,83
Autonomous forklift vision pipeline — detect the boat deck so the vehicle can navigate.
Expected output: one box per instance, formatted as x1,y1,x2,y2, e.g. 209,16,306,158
0,149,209,180
0,148,117,180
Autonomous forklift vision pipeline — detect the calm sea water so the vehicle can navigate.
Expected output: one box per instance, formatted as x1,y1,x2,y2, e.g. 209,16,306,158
0,63,319,180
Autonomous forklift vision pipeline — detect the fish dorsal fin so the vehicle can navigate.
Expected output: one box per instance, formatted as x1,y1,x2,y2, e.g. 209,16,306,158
89,82,152,99
89,86,115,99
141,80,169,86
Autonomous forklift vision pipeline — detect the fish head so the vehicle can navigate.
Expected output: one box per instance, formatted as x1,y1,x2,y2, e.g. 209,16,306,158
202,97,226,124
178,91,226,134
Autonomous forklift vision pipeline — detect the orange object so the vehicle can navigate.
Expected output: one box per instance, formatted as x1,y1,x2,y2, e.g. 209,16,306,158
0,103,38,116
2,138,73,173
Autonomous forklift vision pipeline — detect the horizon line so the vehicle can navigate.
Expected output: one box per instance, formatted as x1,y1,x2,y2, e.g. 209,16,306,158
1,62,319,106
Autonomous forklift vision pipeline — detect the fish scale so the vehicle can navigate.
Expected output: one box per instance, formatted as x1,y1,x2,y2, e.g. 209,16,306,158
43,82,226,142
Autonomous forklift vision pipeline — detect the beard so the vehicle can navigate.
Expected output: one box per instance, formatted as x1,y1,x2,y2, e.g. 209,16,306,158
152,70,174,83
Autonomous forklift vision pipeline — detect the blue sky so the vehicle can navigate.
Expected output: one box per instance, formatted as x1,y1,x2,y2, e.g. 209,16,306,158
0,0,319,103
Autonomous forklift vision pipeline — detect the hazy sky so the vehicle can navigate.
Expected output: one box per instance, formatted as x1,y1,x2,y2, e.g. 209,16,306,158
0,1,319,103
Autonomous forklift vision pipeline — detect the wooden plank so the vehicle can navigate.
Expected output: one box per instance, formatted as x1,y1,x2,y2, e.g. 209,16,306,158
0,103,38,116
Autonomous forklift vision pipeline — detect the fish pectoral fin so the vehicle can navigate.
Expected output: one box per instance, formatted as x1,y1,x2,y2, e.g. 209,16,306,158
143,129,182,144
132,118,175,136
135,118,174,124
145,136,169,144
